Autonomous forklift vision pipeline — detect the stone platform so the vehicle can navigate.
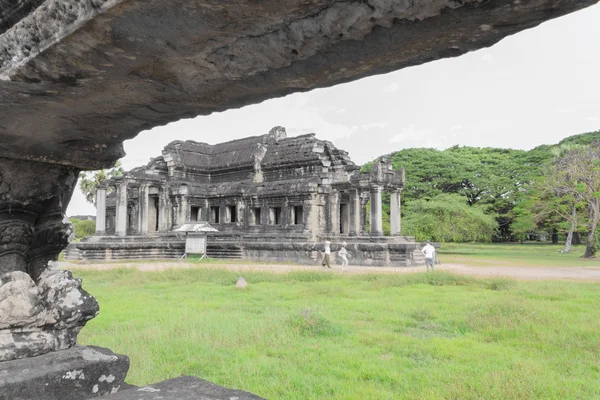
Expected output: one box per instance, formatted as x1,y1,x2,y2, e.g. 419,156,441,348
66,233,424,266
91,376,264,400
0,346,129,400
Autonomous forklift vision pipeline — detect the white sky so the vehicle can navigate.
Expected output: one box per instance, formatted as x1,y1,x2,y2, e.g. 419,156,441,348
68,4,600,216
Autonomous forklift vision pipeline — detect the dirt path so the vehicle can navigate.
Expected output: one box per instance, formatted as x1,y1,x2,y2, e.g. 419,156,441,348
60,261,600,282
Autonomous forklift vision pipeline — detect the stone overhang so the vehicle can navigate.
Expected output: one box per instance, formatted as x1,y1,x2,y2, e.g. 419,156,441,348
0,0,596,170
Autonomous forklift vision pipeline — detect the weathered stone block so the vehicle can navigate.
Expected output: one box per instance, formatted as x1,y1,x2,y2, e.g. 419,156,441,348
96,376,263,400
0,345,129,400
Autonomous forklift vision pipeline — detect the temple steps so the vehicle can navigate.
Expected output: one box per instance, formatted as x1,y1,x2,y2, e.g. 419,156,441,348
206,246,242,259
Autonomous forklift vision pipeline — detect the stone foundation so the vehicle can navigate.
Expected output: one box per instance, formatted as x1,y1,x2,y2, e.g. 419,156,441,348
66,233,423,267
0,345,129,400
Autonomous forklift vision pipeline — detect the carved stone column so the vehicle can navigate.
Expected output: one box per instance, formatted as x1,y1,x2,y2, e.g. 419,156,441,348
138,184,149,235
0,157,99,362
158,187,171,232
303,195,321,241
95,186,107,234
174,195,189,227
360,193,369,236
327,191,340,235
115,181,128,237
370,185,383,236
349,189,361,236
390,189,402,235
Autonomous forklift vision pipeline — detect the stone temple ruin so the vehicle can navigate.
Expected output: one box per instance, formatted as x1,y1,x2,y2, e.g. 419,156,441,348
68,127,420,266
0,0,595,398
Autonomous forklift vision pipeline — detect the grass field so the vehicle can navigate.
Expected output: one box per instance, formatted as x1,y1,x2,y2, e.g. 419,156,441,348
76,267,600,399
439,243,600,267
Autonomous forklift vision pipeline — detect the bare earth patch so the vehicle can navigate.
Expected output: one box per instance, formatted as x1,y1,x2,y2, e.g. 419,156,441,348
60,261,600,282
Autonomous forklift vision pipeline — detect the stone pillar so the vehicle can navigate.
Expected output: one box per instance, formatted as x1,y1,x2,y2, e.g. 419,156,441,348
390,189,402,235
0,157,99,362
370,186,383,236
115,181,128,237
327,191,340,235
95,186,107,234
360,193,369,235
158,187,171,232
349,189,361,236
138,184,149,235
304,195,321,241
177,195,189,226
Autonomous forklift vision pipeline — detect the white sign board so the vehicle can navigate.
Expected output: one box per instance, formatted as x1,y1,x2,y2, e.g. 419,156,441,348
185,235,207,254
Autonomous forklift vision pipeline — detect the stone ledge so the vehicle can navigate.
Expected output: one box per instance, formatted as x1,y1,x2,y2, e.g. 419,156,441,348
94,376,264,400
0,345,129,400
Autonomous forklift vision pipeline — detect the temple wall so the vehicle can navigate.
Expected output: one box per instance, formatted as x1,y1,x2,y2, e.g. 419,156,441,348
66,233,421,267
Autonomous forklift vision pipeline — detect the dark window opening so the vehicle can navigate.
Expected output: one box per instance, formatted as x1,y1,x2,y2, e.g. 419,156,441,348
210,207,220,224
251,208,262,225
191,206,200,222
269,207,282,225
226,205,237,223
293,206,304,225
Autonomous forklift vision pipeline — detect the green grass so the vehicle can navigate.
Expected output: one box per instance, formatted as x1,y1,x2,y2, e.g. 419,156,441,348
76,268,600,399
439,243,600,267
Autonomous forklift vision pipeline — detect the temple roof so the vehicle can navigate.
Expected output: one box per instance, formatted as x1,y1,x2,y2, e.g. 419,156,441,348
161,127,355,173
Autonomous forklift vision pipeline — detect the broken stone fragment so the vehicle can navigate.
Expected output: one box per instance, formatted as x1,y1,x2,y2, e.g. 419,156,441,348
0,263,99,362
235,277,248,289
0,271,47,329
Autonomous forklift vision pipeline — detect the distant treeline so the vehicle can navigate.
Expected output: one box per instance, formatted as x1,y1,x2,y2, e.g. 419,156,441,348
363,130,600,244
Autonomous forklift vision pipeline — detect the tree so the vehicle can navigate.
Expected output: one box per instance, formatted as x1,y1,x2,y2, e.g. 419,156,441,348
70,218,96,240
79,162,124,205
546,143,600,258
402,193,498,242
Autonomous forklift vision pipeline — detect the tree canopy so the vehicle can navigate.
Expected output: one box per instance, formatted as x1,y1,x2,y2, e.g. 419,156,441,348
363,130,600,244
79,162,124,205
402,194,498,242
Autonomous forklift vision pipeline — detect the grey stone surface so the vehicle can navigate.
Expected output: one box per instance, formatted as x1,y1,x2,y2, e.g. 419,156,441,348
0,345,129,400
94,376,264,400
0,265,99,362
0,0,595,170
0,157,99,362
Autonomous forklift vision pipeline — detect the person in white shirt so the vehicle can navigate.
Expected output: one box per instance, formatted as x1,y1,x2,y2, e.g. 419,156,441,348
338,242,349,269
322,241,332,268
422,240,436,272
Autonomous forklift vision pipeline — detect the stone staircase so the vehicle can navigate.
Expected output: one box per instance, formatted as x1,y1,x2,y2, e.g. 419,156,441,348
206,245,242,259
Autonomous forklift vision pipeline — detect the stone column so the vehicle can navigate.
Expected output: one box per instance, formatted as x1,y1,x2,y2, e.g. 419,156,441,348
138,184,149,235
303,195,321,241
360,193,369,235
0,157,99,362
327,191,340,235
349,189,361,236
158,187,171,232
95,186,107,234
390,189,402,235
177,195,189,226
370,186,383,236
115,181,128,237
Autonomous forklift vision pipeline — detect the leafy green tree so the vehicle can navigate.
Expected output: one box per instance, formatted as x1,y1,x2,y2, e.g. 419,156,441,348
545,143,600,258
514,144,587,251
402,194,498,242
70,218,96,240
375,146,552,240
79,162,124,204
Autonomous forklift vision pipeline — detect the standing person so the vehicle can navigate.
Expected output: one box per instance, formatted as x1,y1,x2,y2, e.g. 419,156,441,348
338,242,349,270
322,240,332,268
422,240,436,272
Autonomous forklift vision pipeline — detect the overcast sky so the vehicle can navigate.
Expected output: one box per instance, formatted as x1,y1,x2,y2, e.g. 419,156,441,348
68,4,600,216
